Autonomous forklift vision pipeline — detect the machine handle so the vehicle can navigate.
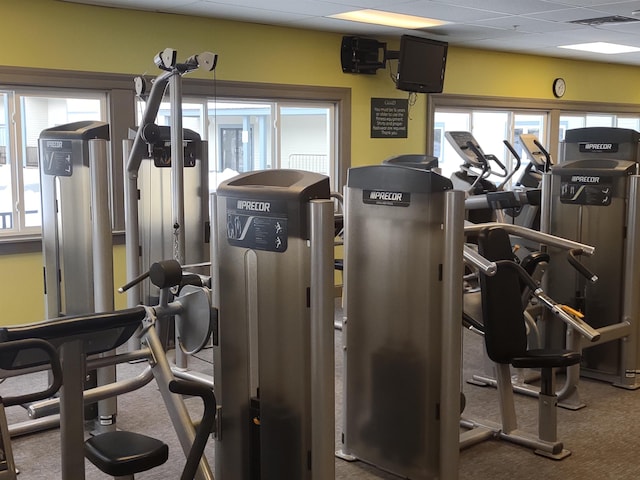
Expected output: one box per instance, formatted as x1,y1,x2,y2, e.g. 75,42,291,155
503,140,522,174
494,260,538,291
169,380,217,480
465,141,490,169
463,245,497,275
485,153,508,176
466,141,508,179
567,249,599,283
533,139,552,172
463,141,492,194
493,260,600,342
118,270,150,293
0,338,63,408
118,259,184,293
496,140,523,189
464,222,596,256
535,291,601,342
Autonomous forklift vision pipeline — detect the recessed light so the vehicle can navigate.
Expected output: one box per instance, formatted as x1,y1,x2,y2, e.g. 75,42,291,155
329,9,448,29
558,42,640,54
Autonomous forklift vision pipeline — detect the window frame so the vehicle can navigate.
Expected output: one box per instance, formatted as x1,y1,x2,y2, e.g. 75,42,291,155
183,79,349,189
2,88,109,237
432,107,549,183
427,94,640,164
0,66,351,255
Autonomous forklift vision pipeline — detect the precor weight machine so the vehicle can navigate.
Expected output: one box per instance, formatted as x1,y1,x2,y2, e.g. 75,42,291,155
542,127,640,398
337,164,465,480
124,48,216,374
211,169,335,480
38,120,116,431
0,260,216,480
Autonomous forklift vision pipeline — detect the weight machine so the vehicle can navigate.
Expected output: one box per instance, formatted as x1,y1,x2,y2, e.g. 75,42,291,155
0,260,216,480
124,48,216,375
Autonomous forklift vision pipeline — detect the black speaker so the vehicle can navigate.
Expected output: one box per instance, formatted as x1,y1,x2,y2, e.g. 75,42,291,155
341,36,386,74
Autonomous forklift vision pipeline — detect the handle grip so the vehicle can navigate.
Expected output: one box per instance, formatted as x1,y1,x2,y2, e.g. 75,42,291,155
568,249,598,283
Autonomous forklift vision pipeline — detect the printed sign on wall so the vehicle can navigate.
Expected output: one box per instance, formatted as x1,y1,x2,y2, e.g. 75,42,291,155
370,98,408,138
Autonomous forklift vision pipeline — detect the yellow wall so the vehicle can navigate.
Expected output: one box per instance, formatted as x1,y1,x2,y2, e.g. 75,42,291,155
0,251,46,324
2,0,640,325
444,47,640,103
2,245,129,326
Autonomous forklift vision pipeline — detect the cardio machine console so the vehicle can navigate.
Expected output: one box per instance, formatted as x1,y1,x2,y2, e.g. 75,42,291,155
444,131,486,168
519,134,551,169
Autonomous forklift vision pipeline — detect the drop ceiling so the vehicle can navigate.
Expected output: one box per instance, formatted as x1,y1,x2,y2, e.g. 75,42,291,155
64,0,640,66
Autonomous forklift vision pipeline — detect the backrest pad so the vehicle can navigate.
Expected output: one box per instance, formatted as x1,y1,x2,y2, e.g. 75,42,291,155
477,227,528,363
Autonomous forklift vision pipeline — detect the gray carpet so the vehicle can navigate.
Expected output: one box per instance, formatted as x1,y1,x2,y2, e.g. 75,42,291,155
2,316,640,479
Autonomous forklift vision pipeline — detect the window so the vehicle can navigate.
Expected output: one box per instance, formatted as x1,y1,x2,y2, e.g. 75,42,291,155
433,108,547,185
559,113,640,138
278,104,334,179
430,95,640,180
0,90,106,235
0,94,11,230
0,66,350,250
139,98,338,191
556,113,640,161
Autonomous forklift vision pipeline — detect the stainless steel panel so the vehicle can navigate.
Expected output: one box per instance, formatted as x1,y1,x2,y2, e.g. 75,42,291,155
137,146,209,303
213,183,333,480
309,199,336,480
40,139,94,317
342,187,446,479
546,171,633,379
215,231,312,479
622,175,640,386
440,189,465,480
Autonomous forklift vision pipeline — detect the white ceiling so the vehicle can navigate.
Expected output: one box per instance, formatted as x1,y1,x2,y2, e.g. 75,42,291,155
65,0,640,65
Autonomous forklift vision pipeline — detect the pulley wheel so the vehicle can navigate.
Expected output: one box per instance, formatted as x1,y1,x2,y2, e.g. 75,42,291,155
175,285,213,355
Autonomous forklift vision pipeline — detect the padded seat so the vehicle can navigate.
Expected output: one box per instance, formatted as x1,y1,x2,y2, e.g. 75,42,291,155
85,380,216,479
511,349,580,370
85,430,168,478
477,226,581,459
478,226,580,371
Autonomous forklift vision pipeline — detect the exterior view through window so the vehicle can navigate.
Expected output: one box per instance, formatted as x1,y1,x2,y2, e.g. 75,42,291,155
143,99,337,192
0,91,104,235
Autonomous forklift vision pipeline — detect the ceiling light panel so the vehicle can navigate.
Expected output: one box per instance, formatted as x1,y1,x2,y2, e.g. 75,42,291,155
390,2,509,23
330,9,448,29
558,42,640,54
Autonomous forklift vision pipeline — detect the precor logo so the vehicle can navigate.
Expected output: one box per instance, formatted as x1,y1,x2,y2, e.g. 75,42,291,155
236,200,271,212
369,191,403,201
583,143,613,150
570,176,600,183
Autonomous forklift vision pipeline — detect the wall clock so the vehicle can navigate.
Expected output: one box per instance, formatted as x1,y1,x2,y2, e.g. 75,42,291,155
553,78,566,98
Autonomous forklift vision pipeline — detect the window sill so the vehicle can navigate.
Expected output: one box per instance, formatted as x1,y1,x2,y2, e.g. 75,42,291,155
0,231,125,256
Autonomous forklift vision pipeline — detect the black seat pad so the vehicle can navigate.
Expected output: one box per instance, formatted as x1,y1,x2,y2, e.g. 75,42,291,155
85,431,168,477
511,349,581,369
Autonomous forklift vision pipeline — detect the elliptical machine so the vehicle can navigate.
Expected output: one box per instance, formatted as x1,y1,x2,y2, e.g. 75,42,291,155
445,131,523,224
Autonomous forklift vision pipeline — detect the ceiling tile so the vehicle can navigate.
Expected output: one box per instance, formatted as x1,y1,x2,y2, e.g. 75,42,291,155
429,0,571,15
61,0,640,65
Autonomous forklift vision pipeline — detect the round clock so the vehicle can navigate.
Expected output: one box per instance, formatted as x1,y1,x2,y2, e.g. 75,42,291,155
553,78,566,98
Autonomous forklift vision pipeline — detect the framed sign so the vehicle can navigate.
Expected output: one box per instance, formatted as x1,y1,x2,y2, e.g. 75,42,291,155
370,98,408,138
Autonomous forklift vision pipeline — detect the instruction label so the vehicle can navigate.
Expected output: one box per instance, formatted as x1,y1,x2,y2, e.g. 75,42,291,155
370,98,408,138
41,139,73,177
226,198,288,252
560,175,613,206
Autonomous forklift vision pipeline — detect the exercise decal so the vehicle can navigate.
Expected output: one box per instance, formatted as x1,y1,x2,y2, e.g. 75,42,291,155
226,198,288,252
